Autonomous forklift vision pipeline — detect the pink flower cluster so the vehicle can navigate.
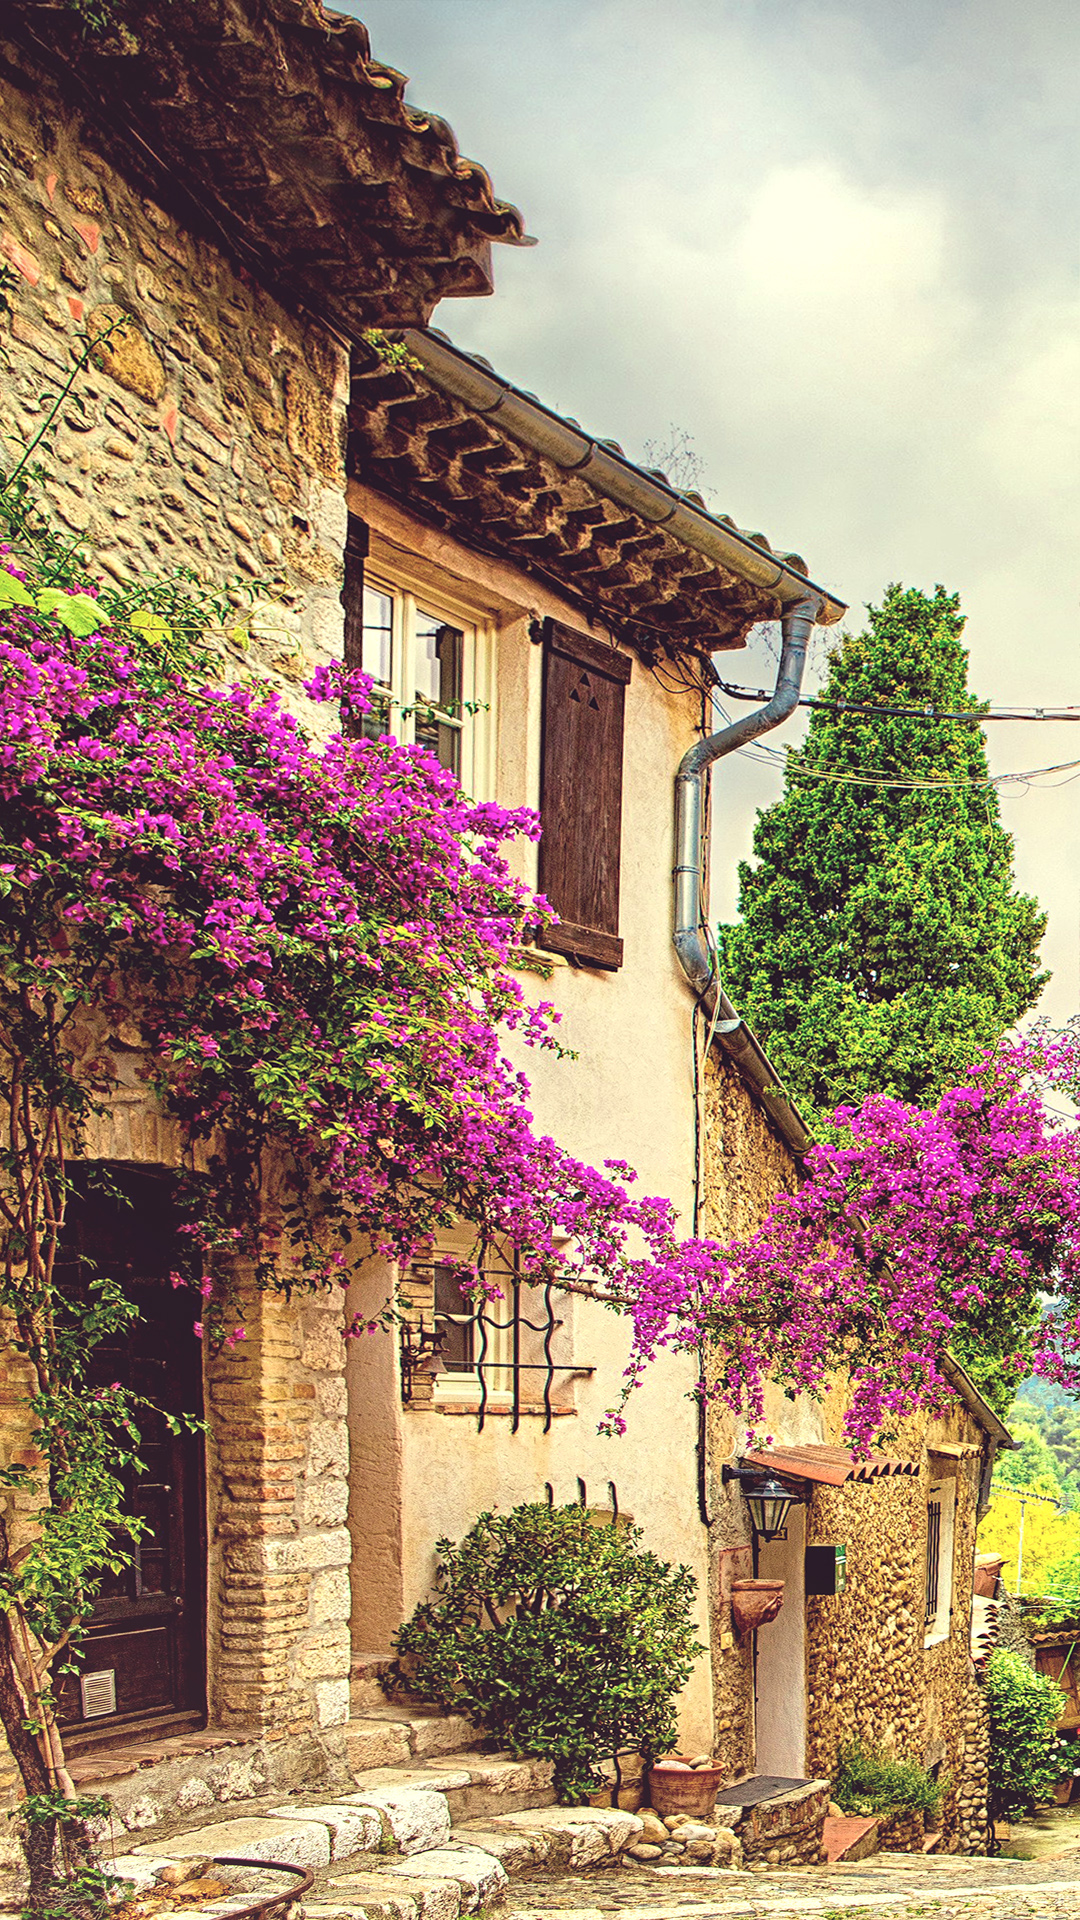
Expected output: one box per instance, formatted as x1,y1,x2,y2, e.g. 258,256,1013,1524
5,573,1078,1446
617,1029,1080,1448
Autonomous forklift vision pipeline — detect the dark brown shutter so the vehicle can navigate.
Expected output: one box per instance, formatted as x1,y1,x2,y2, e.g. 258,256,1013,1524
537,619,631,970
341,512,369,733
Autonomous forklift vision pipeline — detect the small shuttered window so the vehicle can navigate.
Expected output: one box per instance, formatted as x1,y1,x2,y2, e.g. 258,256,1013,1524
536,619,631,971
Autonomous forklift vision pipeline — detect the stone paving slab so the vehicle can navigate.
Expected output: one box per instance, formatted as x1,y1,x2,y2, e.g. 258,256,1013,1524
504,1858,1080,1918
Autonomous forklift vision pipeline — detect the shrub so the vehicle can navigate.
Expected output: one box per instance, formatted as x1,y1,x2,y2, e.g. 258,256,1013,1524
985,1647,1067,1817
833,1740,945,1818
394,1503,704,1802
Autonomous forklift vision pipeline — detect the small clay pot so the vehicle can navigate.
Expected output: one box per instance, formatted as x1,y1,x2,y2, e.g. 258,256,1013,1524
730,1578,785,1635
647,1760,726,1819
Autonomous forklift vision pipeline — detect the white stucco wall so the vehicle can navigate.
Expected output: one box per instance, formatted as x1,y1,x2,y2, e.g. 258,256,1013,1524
345,484,713,1751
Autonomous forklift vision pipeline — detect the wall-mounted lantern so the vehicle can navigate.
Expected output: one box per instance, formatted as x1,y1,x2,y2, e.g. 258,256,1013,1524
722,1463,804,1543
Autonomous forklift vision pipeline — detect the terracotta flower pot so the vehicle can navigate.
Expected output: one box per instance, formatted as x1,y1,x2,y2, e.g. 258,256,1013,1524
647,1761,726,1819
730,1578,785,1635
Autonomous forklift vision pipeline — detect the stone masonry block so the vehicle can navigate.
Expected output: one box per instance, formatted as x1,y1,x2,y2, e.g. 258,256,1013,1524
134,1816,331,1872
311,1566,351,1627
316,1376,348,1419
348,1789,451,1857
342,1721,412,1771
308,1417,349,1477
386,1849,505,1914
228,1527,350,1574
266,1802,382,1859
302,1313,345,1371
294,1626,351,1682
316,1678,351,1728
297,1476,350,1528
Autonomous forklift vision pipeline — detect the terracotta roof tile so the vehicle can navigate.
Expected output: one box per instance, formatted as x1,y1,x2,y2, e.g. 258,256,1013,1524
743,1444,920,1486
9,0,528,329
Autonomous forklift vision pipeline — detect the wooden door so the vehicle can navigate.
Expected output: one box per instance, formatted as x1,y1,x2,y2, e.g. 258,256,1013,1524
54,1167,206,1742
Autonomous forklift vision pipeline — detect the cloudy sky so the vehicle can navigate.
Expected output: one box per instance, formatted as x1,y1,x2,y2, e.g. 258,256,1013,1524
352,0,1080,1022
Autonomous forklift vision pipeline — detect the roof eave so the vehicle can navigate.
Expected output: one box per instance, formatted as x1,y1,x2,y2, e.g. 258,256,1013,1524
940,1352,1016,1448
400,328,846,626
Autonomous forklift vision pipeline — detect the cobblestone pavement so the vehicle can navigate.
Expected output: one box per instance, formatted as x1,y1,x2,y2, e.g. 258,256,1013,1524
507,1852,1080,1919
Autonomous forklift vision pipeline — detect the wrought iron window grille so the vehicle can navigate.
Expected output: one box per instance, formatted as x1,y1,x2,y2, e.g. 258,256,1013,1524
925,1497,942,1624
401,1255,593,1432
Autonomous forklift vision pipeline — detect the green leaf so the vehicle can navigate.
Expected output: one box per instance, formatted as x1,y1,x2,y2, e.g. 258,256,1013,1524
128,606,174,648
35,589,104,637
0,571,35,608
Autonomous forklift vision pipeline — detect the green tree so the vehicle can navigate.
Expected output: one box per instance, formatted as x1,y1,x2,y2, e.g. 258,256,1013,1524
993,1421,1066,1502
984,1649,1066,1819
722,584,1047,1124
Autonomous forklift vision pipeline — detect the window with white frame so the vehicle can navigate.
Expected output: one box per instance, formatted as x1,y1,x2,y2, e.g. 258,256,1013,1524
924,1472,957,1646
341,519,496,801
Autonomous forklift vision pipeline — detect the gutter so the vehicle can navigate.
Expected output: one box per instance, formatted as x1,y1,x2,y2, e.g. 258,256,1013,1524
398,329,846,626
940,1352,1015,1450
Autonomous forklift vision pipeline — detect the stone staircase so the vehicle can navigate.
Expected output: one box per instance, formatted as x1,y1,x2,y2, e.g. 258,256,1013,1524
98,1661,651,1919
67,1658,765,1919
110,1759,643,1918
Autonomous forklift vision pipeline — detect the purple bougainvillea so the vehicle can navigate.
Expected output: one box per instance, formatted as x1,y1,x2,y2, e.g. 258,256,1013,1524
4,568,1080,1457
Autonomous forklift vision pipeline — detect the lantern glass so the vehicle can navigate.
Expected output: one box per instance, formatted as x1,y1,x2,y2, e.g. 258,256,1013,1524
742,1473,798,1542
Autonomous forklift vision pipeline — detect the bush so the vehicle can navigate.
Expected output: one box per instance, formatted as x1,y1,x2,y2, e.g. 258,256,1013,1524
832,1740,945,1818
394,1503,704,1802
985,1647,1067,1817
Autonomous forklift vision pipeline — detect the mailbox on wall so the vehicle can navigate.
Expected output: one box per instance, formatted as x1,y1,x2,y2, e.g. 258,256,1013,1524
805,1543,847,1596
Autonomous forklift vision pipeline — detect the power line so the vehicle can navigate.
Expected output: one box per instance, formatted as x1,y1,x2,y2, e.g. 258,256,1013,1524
735,745,1080,792
715,679,1080,723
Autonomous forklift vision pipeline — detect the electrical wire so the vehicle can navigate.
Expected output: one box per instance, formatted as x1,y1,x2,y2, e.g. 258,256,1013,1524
714,678,1080,723
732,742,1080,793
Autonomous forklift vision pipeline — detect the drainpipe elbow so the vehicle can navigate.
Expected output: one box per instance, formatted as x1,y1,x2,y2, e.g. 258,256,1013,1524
672,589,823,1005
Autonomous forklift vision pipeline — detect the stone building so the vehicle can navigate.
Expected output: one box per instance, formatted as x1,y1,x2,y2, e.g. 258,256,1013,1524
0,0,1008,1857
701,1042,1014,1854
0,0,846,1814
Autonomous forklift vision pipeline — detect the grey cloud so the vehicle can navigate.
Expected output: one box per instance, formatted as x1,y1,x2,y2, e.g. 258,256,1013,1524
348,0,1080,1021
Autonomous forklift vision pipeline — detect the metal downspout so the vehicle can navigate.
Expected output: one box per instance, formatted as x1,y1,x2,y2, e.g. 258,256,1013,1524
674,595,822,1158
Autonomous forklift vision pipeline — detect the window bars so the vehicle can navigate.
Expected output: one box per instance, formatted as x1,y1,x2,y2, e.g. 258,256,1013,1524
925,1497,942,1624
403,1253,593,1433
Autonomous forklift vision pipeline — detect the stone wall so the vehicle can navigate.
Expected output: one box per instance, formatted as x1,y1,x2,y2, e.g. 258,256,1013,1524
206,1274,351,1736
738,1779,829,1866
805,1393,990,1854
698,1050,990,1851
0,1072,353,1799
0,49,348,703
0,46,357,1802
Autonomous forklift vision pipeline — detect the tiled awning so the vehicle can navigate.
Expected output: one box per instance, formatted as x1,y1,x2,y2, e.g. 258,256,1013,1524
742,1445,919,1486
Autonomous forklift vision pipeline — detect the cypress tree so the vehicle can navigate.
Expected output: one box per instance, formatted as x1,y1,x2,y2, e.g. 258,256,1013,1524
721,583,1048,1128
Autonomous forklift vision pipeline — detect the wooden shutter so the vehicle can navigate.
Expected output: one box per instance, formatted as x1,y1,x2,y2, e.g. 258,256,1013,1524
341,511,369,719
537,619,631,970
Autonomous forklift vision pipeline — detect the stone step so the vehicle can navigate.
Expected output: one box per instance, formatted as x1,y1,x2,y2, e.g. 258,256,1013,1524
451,1804,642,1873
116,1787,648,1920
821,1813,880,1863
350,1754,557,1823
350,1654,399,1716
343,1712,481,1772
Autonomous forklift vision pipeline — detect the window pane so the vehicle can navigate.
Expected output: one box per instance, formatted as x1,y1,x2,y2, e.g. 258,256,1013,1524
434,1265,474,1372
414,616,463,776
415,613,462,713
362,588,393,686
360,588,394,741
